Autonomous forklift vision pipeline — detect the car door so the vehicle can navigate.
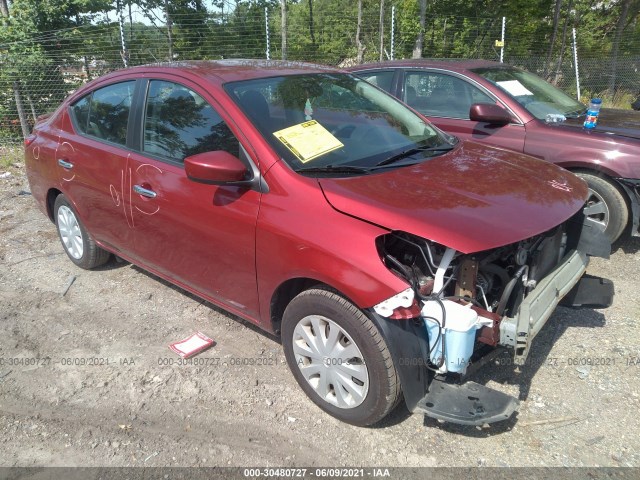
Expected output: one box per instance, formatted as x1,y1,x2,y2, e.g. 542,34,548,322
57,80,137,256
126,78,262,319
400,70,526,152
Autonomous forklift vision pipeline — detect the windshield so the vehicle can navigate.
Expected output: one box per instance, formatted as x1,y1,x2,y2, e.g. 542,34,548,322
472,67,585,120
225,73,452,175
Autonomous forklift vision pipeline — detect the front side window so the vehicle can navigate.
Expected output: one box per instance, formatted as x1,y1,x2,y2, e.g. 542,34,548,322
404,72,494,119
473,67,585,120
70,81,135,145
143,80,239,162
226,73,453,175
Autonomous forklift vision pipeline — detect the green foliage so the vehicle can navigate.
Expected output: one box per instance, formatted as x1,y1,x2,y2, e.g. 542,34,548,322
0,145,24,168
284,0,361,64
580,87,636,109
0,0,639,142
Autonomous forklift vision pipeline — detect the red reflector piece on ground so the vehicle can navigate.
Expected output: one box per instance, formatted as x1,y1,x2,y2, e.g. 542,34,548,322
169,332,215,358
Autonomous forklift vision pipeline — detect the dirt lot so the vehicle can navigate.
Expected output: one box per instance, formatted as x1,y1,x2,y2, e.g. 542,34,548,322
1,162,639,469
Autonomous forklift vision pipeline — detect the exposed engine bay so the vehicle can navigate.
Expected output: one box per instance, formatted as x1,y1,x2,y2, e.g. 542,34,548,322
376,220,592,373
381,225,567,317
370,218,613,425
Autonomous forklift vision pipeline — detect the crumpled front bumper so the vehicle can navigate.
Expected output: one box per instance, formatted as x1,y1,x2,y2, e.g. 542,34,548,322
366,249,614,426
500,249,588,366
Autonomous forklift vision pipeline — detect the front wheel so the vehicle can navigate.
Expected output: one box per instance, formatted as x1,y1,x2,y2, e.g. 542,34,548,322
54,194,111,269
575,172,628,243
281,288,401,426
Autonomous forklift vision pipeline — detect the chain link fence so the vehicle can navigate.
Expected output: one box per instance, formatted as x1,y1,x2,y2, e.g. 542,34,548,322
1,7,639,145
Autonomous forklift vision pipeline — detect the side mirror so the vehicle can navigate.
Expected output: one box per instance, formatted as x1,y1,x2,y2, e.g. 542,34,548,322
184,151,252,186
469,103,513,126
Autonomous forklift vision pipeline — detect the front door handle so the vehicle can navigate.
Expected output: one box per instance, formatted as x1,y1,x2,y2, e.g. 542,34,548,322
133,184,157,199
58,159,73,169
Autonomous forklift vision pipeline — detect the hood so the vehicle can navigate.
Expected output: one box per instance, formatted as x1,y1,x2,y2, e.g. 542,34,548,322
319,142,588,253
562,108,640,140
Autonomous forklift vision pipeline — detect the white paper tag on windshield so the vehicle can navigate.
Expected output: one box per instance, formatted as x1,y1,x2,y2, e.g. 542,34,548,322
497,80,533,97
273,120,343,163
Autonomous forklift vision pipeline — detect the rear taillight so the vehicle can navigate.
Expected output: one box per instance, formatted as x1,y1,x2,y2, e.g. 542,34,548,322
24,134,36,147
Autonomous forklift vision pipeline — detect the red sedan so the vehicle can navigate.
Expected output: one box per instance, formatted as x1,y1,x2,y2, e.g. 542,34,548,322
25,60,612,427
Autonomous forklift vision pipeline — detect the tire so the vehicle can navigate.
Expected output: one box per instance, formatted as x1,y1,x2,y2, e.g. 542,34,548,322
54,194,111,269
281,288,401,426
575,172,628,243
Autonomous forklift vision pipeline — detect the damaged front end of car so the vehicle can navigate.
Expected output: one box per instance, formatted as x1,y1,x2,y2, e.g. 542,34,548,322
367,211,614,426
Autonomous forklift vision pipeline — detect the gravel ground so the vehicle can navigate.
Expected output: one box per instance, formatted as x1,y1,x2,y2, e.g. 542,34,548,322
0,163,639,468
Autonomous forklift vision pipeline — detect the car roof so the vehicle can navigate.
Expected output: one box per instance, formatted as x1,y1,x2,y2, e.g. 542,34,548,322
94,59,342,86
350,58,507,73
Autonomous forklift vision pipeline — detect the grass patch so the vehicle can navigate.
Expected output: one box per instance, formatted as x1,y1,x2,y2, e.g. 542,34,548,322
580,88,638,110
0,145,24,169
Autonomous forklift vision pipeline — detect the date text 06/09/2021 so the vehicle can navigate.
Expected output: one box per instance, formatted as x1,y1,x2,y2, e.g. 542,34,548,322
242,468,391,478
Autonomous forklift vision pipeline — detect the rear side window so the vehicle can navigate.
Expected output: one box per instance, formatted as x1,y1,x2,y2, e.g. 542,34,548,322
89,82,135,145
358,70,395,93
70,81,135,146
143,80,239,163
71,96,90,134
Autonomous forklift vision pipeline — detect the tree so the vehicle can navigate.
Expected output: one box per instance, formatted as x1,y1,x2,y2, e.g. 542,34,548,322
609,0,634,92
281,0,287,59
553,0,573,84
308,0,315,46
545,0,563,76
1,0,46,138
164,0,174,59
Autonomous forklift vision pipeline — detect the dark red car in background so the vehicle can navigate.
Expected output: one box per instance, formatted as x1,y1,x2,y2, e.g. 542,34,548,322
25,60,612,427
350,60,640,242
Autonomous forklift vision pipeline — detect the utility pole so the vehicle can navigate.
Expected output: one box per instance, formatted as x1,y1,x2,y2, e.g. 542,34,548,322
572,28,580,101
265,7,270,60
500,16,505,63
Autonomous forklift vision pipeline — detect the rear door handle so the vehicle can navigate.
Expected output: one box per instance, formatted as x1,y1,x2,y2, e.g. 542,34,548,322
133,184,157,199
57,159,73,169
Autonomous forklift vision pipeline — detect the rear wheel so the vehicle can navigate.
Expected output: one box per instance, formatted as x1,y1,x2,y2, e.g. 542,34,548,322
54,194,110,269
575,172,628,243
281,288,401,426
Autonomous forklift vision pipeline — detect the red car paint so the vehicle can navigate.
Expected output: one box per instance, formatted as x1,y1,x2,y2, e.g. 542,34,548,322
320,141,587,253
25,60,587,335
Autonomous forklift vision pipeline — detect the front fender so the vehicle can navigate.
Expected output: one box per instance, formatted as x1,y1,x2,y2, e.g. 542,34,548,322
255,165,409,330
525,124,640,179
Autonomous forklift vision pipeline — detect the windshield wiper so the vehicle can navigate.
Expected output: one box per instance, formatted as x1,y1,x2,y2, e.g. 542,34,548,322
295,164,371,175
374,144,456,168
565,107,587,119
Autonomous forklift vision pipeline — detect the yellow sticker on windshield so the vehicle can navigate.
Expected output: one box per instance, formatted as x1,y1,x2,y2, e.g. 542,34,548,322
273,120,344,163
